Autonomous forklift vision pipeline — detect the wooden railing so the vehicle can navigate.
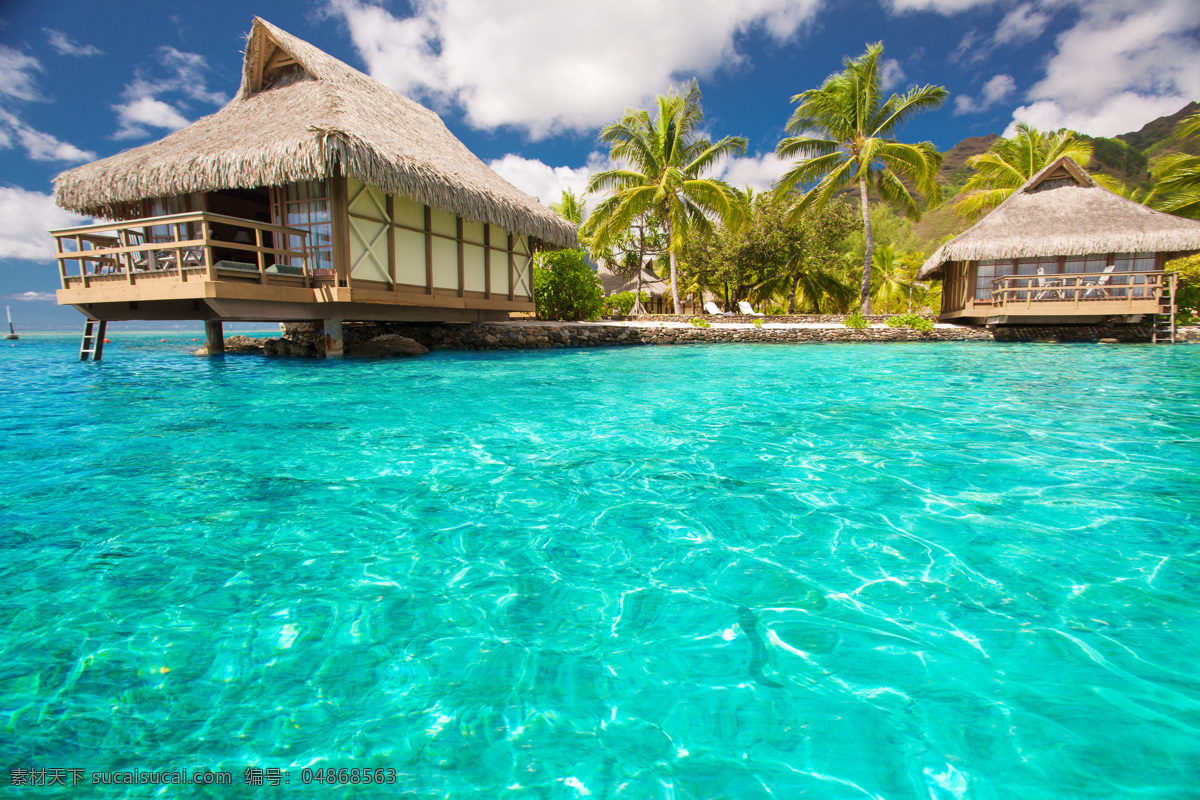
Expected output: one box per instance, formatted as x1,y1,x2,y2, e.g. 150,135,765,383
52,212,313,290
990,271,1175,310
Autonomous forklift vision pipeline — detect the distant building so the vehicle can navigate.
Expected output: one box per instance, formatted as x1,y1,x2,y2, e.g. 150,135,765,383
918,156,1199,336
51,17,575,357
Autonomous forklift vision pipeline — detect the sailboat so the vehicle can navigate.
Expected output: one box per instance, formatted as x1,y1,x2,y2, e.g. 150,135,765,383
5,306,18,340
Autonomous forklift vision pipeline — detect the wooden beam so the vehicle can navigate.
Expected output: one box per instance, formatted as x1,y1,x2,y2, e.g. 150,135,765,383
456,215,465,298
483,225,491,299
424,205,433,295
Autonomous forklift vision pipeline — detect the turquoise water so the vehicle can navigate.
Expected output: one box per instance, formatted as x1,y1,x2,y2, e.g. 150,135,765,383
2,334,1199,798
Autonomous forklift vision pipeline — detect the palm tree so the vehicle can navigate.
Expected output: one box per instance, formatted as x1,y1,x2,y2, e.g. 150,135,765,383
774,43,946,315
1152,112,1200,219
550,188,587,227
583,82,747,314
953,123,1116,218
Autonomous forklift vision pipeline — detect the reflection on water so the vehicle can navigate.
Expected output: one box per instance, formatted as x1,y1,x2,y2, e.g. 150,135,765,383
1,336,1199,798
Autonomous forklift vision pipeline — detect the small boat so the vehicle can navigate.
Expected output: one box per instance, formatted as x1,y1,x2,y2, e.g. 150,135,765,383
5,306,17,340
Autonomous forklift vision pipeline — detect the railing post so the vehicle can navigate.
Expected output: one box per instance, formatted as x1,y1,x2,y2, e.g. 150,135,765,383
203,219,216,281
256,226,266,284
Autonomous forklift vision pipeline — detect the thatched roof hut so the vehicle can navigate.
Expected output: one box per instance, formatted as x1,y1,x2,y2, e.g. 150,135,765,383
596,262,668,297
53,17,576,249
918,156,1200,280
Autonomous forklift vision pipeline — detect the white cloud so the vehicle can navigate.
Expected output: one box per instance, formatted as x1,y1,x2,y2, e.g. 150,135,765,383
112,46,227,139
879,58,906,91
1009,0,1200,137
954,73,1016,114
0,187,89,261
327,0,825,138
44,29,103,57
0,109,95,163
488,153,611,208
114,97,192,139
993,3,1051,45
716,152,792,194
886,0,996,13
0,45,44,101
9,291,58,302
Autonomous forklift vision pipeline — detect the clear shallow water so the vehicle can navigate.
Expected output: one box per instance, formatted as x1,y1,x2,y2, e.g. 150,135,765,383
1,334,1199,798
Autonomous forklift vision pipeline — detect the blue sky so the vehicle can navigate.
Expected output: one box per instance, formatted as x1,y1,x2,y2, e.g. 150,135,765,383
2,0,1198,329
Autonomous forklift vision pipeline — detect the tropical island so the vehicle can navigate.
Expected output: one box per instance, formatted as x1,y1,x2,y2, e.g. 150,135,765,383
46,22,1200,358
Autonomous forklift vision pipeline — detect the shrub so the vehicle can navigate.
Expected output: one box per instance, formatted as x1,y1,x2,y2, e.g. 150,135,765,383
690,317,711,329
753,318,763,328
604,290,650,316
843,311,869,330
534,249,604,321
884,313,935,332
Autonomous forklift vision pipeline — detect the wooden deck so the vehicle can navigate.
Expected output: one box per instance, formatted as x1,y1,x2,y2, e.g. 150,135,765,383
52,212,533,322
939,270,1175,324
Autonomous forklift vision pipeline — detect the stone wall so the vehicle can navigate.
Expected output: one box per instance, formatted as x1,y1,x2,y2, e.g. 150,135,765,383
278,320,991,353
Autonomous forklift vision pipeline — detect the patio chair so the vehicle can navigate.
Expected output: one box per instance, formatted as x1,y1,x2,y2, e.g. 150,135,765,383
704,301,732,316
737,301,765,317
1082,265,1117,299
1033,267,1063,300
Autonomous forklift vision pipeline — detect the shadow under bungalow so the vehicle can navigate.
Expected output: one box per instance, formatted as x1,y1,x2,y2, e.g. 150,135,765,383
50,17,576,359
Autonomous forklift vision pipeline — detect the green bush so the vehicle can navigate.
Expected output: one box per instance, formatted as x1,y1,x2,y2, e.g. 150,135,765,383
604,290,650,316
753,318,763,328
534,249,604,321
884,313,934,332
690,317,711,329
843,311,869,330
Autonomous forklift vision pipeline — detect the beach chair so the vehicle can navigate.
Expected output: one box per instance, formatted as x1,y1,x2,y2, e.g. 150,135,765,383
1033,267,1063,300
737,301,765,317
704,301,732,316
1082,265,1117,299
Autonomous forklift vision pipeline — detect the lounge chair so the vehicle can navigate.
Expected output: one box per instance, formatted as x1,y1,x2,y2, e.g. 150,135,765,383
1033,267,1063,300
737,301,764,317
704,301,732,316
1082,265,1117,299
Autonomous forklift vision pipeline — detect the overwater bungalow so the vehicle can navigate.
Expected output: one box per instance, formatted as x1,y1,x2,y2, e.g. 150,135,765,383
51,17,576,358
917,156,1200,341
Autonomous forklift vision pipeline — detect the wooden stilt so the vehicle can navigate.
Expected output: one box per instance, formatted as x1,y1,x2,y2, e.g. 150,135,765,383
205,320,225,355
323,318,344,358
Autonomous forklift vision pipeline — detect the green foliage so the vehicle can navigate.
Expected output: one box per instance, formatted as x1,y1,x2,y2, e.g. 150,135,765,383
533,249,604,321
1166,253,1200,324
549,189,587,226
843,311,869,330
604,291,650,316
679,195,859,314
753,318,763,328
1152,112,1200,219
690,317,711,328
774,42,947,314
1089,136,1149,178
885,313,934,332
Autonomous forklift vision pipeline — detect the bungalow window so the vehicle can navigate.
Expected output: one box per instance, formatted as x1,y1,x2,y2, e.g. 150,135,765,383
975,259,1014,301
273,180,333,274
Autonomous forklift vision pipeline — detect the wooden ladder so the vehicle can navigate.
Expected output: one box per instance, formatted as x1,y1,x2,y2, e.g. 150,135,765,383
79,320,107,361
1152,276,1176,344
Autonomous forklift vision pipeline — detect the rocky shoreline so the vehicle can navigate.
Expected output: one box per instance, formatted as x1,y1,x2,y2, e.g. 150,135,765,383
196,318,1196,357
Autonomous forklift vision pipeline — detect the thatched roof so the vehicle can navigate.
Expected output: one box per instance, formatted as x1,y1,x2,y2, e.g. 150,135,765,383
595,261,667,297
918,156,1200,279
53,18,576,249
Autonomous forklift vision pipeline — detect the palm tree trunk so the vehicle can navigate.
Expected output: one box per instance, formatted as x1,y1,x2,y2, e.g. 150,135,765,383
667,218,682,314
789,275,799,314
633,267,644,315
859,177,873,315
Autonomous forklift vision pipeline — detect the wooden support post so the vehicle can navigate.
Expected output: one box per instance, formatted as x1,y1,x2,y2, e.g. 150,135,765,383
323,318,344,359
424,205,434,294
387,194,397,292
456,216,465,297
483,225,491,299
205,320,225,355
507,232,515,301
